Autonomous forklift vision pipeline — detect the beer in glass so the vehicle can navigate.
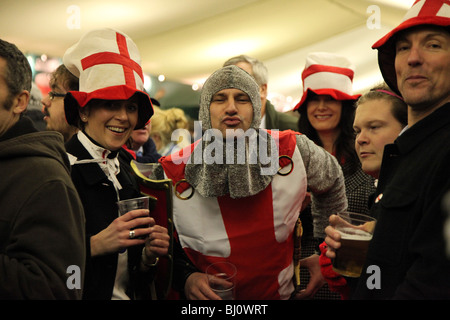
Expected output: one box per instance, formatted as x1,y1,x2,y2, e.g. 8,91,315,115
332,212,376,278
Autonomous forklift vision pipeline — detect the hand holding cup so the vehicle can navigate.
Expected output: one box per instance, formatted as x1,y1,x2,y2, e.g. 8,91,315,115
329,212,377,278
90,208,153,256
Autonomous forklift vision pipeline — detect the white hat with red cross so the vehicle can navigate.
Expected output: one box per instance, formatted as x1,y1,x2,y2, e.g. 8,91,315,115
372,0,450,95
293,52,361,111
63,28,153,129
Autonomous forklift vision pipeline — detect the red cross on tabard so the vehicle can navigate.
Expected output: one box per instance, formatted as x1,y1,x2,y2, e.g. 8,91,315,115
413,0,450,16
80,32,143,87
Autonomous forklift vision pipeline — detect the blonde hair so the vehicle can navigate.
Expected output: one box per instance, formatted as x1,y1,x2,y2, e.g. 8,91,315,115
150,107,190,148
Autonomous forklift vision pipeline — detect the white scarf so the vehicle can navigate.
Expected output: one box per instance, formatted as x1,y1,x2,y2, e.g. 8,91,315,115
67,131,122,192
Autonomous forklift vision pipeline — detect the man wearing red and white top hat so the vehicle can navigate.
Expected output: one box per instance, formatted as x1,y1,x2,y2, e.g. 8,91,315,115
325,0,450,299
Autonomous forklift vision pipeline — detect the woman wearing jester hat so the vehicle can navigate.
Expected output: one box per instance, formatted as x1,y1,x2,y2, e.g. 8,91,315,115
63,28,169,300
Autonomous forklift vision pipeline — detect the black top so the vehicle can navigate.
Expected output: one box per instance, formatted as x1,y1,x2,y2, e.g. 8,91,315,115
353,103,450,299
66,133,154,300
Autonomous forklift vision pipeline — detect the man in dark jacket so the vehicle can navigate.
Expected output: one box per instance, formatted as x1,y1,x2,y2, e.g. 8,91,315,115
325,0,450,299
0,38,86,299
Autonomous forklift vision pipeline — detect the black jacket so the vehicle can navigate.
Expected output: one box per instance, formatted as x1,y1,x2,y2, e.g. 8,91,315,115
66,133,153,300
353,103,450,299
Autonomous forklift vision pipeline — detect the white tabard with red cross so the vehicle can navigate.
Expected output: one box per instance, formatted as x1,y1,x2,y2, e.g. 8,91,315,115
166,133,307,300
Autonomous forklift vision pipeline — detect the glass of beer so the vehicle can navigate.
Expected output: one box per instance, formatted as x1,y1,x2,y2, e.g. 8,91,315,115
332,212,377,278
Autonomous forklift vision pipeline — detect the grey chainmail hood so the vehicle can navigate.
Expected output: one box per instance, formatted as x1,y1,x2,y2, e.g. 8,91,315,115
198,65,262,130
185,65,276,199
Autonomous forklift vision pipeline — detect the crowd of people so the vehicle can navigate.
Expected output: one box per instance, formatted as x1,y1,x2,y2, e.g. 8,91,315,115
0,0,449,300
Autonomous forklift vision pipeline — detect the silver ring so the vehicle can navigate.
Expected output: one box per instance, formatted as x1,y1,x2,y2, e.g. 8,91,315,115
129,230,136,239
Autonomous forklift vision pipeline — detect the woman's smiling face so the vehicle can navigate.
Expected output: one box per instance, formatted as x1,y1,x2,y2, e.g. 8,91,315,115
306,94,342,134
81,98,139,150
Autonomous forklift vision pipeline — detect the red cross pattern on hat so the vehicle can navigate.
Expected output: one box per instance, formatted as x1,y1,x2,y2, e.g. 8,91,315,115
62,28,153,129
371,0,450,95
63,28,145,94
81,32,144,88
373,0,450,50
406,0,450,20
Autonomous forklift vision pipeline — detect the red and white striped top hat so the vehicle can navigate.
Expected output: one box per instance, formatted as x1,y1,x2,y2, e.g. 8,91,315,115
372,0,450,95
63,28,153,129
293,52,360,111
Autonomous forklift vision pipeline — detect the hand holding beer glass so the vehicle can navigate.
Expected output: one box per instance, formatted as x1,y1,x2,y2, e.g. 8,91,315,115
205,262,236,300
117,196,152,239
326,212,376,278
117,196,170,262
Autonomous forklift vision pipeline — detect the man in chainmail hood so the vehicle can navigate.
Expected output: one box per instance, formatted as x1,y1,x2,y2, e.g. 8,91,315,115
185,65,276,199
199,65,262,131
147,65,348,299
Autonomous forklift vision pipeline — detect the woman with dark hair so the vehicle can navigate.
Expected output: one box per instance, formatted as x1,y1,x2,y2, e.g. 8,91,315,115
293,52,376,300
297,96,360,176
